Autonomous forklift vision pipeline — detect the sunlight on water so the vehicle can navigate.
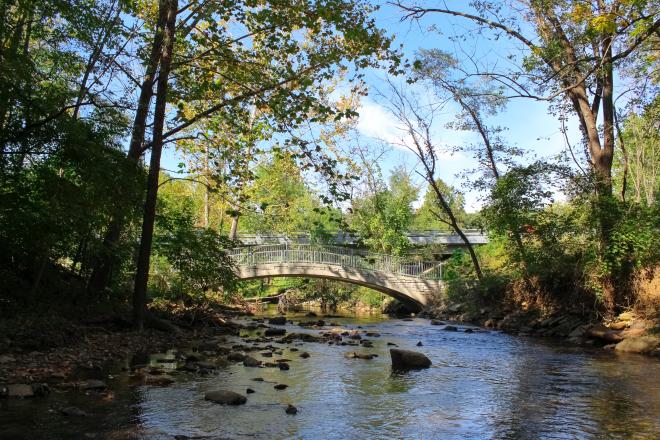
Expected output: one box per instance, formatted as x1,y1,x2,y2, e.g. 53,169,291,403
1,312,659,439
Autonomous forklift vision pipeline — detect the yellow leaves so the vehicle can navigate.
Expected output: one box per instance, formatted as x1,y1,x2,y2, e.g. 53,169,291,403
590,13,618,34
133,0,159,22
530,46,544,57
568,3,618,34
570,3,592,23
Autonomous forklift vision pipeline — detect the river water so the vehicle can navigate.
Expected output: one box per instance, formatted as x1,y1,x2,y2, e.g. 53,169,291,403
1,312,659,439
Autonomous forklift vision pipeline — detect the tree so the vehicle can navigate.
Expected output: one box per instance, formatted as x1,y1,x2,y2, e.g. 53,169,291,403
240,152,335,235
614,98,659,206
382,82,484,280
395,0,660,312
153,178,236,301
348,166,418,256
82,0,397,326
413,180,467,231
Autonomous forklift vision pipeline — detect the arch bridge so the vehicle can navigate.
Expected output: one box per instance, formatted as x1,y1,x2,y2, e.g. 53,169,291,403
227,244,444,310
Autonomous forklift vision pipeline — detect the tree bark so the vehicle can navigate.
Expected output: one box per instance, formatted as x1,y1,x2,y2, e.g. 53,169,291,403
229,214,239,240
87,0,169,294
132,0,178,329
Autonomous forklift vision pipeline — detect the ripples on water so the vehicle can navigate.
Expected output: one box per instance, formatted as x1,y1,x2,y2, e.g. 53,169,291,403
1,313,659,439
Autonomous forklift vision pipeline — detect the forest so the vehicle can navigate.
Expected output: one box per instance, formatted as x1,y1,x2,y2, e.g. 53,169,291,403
0,0,658,330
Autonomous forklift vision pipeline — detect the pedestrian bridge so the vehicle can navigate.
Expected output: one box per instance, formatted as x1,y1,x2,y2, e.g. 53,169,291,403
237,230,488,255
227,245,444,310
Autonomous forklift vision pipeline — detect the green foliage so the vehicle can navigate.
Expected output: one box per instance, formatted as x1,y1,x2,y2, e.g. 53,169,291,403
151,177,236,301
413,179,469,231
349,167,417,255
240,153,339,235
596,196,660,280
613,99,660,206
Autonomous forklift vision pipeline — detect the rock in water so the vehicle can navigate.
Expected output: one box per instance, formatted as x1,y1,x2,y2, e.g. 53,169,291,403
614,336,659,354
243,356,261,367
274,384,288,390
390,349,432,371
443,325,458,332
204,390,247,405
145,374,175,386
58,406,87,417
265,328,286,336
81,379,107,390
268,316,287,325
416,341,423,346
285,404,298,415
0,354,16,363
6,384,34,398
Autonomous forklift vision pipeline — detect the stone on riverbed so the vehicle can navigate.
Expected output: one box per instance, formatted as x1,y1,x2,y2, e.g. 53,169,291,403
390,349,431,371
204,390,247,405
614,336,660,354
285,404,298,415
2,383,50,398
344,352,377,360
227,352,246,362
243,356,261,367
58,406,87,417
81,379,107,390
5,384,34,398
265,328,286,336
0,354,16,363
144,374,175,386
268,316,287,325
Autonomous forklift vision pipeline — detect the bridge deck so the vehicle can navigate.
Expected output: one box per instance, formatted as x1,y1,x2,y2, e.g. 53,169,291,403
236,230,488,248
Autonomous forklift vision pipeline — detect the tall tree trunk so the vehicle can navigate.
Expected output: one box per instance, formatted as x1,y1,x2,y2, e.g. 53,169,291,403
87,0,168,294
229,213,239,240
597,35,618,313
203,143,210,227
132,0,178,329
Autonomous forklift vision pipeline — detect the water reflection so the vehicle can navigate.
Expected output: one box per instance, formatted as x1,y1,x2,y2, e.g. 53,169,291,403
1,313,658,439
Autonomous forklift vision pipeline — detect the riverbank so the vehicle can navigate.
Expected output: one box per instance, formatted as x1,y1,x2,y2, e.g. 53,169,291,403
424,302,660,357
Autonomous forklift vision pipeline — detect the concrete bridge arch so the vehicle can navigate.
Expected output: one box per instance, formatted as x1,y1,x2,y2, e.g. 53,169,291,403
229,245,444,310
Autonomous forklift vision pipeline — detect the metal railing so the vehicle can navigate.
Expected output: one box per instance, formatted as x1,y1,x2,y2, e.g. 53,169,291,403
227,244,443,280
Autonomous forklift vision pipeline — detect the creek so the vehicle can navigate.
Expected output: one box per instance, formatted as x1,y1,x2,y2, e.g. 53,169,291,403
1,311,659,439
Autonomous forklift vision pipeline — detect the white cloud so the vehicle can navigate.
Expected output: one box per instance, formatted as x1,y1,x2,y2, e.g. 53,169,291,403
355,99,465,161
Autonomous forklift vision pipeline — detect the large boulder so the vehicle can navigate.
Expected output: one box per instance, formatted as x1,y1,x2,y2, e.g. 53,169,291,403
586,324,623,344
204,390,247,405
389,349,431,371
614,336,659,354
